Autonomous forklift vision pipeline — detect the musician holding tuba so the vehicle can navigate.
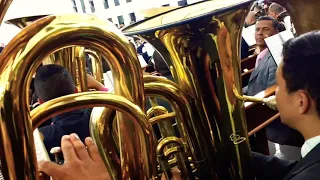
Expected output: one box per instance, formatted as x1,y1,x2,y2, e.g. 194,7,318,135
39,31,320,180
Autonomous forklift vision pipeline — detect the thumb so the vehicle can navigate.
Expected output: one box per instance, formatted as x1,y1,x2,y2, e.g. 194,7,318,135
38,161,64,179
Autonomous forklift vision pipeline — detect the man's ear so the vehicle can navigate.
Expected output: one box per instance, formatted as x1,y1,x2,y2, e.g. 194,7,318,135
297,90,311,115
74,87,78,93
37,98,44,104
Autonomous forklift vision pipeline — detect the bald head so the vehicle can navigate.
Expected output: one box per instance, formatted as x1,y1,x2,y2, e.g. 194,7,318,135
268,3,285,18
245,11,257,26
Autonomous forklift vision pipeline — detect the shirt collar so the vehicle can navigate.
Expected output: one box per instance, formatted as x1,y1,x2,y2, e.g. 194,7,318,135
257,48,269,60
301,135,320,158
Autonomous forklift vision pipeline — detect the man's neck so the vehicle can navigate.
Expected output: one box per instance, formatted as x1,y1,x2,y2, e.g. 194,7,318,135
299,119,320,140
259,46,267,52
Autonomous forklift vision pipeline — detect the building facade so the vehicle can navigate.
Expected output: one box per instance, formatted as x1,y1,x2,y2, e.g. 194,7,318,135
71,0,202,27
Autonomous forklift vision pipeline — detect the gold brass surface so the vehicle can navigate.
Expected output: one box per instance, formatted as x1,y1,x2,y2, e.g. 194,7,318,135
233,87,277,110
274,0,320,35
123,0,258,180
6,15,48,29
157,137,193,179
123,0,254,179
0,0,13,25
144,75,211,177
0,14,149,179
30,92,156,180
6,15,89,92
85,49,104,83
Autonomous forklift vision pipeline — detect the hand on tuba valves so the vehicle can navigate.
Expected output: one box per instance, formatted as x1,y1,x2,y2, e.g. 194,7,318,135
39,134,111,180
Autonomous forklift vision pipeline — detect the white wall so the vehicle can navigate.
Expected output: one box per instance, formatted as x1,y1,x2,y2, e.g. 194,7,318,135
0,0,75,45
0,0,187,45
92,0,182,26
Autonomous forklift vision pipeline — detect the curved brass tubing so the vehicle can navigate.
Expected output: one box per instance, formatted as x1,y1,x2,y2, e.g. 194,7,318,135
233,87,278,110
85,49,104,83
157,137,193,179
0,14,148,179
6,15,89,92
124,1,255,178
0,0,12,25
143,75,212,178
30,92,156,180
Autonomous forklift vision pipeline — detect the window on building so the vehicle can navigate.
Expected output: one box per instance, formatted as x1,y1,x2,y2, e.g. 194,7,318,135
162,4,170,7
177,0,188,6
71,0,78,12
129,12,136,23
89,0,95,13
117,15,124,25
108,18,113,22
103,0,109,9
126,0,132,2
114,0,120,6
80,0,86,13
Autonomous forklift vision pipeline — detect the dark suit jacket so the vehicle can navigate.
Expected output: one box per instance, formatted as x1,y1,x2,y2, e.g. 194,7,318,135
252,143,320,180
39,109,92,161
243,49,277,96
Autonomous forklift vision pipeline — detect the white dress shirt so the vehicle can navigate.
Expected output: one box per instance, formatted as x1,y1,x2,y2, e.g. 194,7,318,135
301,135,320,158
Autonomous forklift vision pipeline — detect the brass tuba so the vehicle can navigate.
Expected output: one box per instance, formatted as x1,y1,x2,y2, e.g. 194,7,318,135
5,15,90,92
123,0,257,179
0,14,156,179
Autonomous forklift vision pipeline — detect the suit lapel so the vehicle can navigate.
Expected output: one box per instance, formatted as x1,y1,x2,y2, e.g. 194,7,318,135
248,50,271,82
284,143,320,180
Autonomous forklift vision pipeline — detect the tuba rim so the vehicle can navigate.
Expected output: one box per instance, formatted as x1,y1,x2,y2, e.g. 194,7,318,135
122,0,254,35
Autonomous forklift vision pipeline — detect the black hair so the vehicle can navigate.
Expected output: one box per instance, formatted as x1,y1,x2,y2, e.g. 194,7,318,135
34,64,75,102
256,16,280,31
282,31,320,115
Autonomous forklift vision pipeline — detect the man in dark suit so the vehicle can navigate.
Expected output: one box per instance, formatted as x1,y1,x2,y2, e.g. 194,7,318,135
252,31,320,180
242,16,302,157
243,16,278,96
34,64,106,161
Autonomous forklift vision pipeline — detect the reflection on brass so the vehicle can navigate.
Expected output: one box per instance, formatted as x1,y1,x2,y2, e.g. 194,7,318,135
233,87,278,110
157,137,193,179
0,0,13,25
1,0,314,179
0,14,152,179
6,15,88,92
85,49,104,83
124,0,254,179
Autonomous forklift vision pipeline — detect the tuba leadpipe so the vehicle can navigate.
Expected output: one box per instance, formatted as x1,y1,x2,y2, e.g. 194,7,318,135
123,0,255,179
0,14,154,179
